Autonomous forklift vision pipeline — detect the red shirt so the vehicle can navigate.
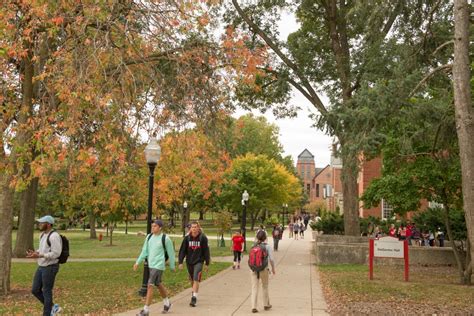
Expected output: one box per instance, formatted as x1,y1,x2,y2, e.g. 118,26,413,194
389,228,396,237
232,235,244,252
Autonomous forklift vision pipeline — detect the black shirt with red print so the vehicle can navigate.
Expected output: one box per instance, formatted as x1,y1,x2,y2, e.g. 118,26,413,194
178,233,210,266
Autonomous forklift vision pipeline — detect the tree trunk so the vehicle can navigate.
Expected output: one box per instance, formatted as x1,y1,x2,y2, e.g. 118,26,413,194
453,0,474,283
13,177,38,258
170,210,175,227
250,212,257,231
89,212,96,239
442,201,468,284
199,210,204,220
0,173,14,295
464,240,472,284
341,154,360,236
12,42,37,258
109,223,114,246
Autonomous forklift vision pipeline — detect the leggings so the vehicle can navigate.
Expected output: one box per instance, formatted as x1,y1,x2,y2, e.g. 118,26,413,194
233,251,242,262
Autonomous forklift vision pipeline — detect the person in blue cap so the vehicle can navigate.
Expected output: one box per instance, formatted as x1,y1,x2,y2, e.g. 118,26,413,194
26,215,63,316
134,219,176,315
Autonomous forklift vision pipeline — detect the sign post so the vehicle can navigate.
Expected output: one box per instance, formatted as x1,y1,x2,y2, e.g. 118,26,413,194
369,236,409,281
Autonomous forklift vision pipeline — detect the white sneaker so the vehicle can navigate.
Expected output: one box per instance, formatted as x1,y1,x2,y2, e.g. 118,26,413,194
51,304,62,316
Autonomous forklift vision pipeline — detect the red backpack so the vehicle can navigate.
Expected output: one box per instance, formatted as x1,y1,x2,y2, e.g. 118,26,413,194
248,243,268,275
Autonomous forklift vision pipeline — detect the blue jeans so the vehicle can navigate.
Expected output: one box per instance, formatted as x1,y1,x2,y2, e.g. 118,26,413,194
32,264,59,316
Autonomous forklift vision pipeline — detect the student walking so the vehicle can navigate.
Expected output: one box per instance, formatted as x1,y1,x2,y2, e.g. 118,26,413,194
288,222,294,238
299,222,305,238
293,221,299,240
178,221,211,307
271,224,282,251
231,230,245,269
134,219,175,315
249,230,276,313
26,215,63,316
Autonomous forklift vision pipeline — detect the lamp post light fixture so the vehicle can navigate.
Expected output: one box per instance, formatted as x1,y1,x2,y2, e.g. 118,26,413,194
182,201,188,237
241,190,249,252
138,137,161,297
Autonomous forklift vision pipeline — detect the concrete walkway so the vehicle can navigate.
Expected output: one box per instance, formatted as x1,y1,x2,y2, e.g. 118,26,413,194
116,230,328,316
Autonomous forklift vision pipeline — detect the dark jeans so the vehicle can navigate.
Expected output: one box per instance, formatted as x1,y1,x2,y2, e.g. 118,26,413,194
273,238,280,250
32,264,59,316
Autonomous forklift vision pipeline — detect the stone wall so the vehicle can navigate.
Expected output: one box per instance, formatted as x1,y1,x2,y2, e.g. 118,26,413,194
313,235,458,266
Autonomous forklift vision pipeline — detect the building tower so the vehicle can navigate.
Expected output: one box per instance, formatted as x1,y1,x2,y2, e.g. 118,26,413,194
296,149,316,197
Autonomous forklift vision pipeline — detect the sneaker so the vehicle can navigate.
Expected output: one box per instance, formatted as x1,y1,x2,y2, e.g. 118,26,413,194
252,308,258,313
162,303,172,314
190,296,197,307
232,265,236,270
137,310,149,316
51,304,62,316
264,305,272,311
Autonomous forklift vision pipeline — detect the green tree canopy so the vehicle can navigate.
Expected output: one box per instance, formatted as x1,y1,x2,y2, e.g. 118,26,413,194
219,153,301,228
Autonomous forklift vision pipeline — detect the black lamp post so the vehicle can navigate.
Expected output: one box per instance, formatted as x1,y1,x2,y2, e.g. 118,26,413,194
182,200,188,237
241,190,249,252
283,203,288,227
138,137,161,297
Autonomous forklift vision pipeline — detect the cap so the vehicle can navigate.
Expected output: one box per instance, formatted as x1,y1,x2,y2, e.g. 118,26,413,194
152,219,163,227
37,215,55,225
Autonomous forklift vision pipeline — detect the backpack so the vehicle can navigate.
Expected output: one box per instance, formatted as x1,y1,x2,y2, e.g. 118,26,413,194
147,234,170,262
248,243,268,275
46,231,69,264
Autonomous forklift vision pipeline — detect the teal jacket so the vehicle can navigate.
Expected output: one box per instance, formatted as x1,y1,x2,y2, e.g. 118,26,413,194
136,233,175,271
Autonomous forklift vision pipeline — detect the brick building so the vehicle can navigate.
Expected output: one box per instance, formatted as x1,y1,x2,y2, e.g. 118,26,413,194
296,149,343,214
296,149,423,219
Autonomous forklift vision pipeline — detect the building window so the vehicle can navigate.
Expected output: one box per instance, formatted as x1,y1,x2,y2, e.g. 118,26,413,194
306,183,311,194
381,199,393,219
316,184,320,197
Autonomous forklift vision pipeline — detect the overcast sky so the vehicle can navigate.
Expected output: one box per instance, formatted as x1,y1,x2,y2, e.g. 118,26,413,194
233,10,332,167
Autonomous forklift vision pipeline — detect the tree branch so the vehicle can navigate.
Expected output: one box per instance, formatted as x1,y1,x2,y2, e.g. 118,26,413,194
409,64,452,97
433,40,454,56
259,67,315,105
231,0,327,115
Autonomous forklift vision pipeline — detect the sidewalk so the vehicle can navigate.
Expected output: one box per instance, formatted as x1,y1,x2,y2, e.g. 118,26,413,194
116,230,328,316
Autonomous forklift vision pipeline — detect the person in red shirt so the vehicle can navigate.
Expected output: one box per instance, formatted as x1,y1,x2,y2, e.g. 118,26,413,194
231,230,245,269
389,224,397,237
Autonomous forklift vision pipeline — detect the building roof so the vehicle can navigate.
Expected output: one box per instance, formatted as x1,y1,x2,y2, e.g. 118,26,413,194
297,149,314,159
315,165,330,177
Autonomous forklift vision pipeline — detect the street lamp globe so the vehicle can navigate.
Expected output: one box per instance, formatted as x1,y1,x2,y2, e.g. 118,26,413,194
144,137,161,165
242,190,249,202
183,201,188,208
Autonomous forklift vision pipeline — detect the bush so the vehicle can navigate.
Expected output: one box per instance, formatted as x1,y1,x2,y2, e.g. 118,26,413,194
265,216,279,226
310,211,344,235
412,207,466,240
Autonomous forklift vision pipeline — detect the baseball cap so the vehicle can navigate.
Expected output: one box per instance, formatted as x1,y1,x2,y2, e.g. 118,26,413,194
37,215,55,225
152,219,163,227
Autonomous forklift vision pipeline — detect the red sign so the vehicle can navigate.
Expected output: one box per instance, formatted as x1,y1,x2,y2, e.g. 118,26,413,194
369,237,409,281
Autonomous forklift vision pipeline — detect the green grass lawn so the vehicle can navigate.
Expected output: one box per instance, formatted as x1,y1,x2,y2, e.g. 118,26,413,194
13,231,254,259
1,261,231,314
318,264,474,313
